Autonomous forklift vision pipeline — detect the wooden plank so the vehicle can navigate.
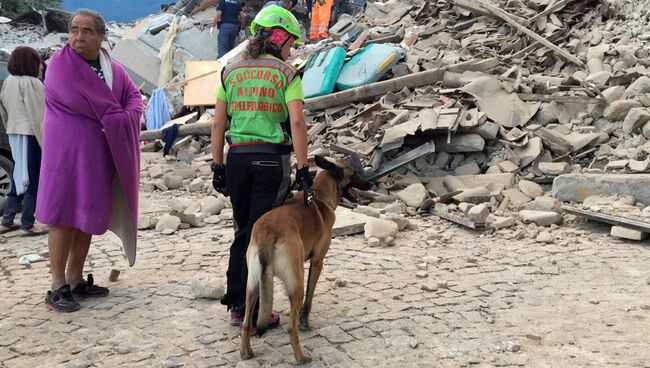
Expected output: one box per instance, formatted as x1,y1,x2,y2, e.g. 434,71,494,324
307,122,327,143
140,121,211,141
349,29,369,51
366,141,435,181
563,205,650,233
526,0,573,25
182,60,222,107
431,203,485,229
517,93,605,105
474,0,585,68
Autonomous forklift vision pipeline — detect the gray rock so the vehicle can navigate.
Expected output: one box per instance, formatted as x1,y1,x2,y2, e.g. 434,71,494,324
642,121,650,139
535,102,560,125
502,188,532,208
354,205,382,218
191,273,225,299
380,213,410,230
604,100,642,121
622,76,650,99
519,210,563,226
397,183,427,208
188,178,204,192
629,159,650,172
498,160,520,173
435,133,485,153
538,162,571,176
585,71,612,87
457,202,475,214
529,196,563,213
489,215,516,229
552,174,650,205
384,201,407,214
602,86,625,103
137,214,157,230
468,203,489,223
433,151,451,169
163,175,183,190
536,231,554,243
200,196,225,215
611,226,648,240
155,215,181,233
364,218,399,240
148,164,164,179
518,180,544,199
622,107,650,135
454,162,481,176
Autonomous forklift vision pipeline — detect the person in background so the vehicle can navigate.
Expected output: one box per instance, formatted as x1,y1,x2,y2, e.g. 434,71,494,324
309,0,333,41
0,46,48,237
36,8,143,312
210,0,246,58
210,5,311,330
263,0,293,10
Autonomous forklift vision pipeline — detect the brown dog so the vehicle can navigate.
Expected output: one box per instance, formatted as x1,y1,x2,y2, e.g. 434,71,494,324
240,155,372,364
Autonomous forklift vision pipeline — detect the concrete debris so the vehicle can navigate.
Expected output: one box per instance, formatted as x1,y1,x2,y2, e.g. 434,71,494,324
611,226,648,241
519,210,563,227
6,0,643,239
364,218,399,246
191,273,225,300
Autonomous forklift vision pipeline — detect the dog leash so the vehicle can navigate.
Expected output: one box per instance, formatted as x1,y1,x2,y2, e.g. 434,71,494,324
302,177,313,207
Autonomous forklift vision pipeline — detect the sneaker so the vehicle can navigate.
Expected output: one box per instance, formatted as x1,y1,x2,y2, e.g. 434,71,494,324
71,274,109,298
45,285,81,312
241,312,281,336
230,309,244,326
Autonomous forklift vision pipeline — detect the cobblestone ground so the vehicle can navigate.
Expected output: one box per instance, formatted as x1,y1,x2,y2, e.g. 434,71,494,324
1,191,650,368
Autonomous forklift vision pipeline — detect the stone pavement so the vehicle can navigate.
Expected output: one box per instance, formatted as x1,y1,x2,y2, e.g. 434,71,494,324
1,192,650,368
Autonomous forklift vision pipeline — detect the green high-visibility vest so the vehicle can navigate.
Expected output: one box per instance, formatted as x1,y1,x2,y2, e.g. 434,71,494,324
222,55,298,147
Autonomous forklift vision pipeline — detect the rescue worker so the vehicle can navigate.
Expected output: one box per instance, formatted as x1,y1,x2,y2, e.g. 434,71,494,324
210,5,311,330
309,0,333,41
210,0,246,58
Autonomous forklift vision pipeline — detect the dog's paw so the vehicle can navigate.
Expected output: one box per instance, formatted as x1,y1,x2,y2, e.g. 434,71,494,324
240,349,254,360
298,321,311,331
295,354,312,365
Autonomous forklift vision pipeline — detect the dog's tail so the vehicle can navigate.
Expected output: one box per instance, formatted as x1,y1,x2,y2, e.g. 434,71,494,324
247,243,274,336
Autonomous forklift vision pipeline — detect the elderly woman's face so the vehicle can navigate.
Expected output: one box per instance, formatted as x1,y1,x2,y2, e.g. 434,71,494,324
69,14,104,60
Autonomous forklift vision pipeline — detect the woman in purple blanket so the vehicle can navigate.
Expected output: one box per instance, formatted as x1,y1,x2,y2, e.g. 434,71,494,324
36,9,144,312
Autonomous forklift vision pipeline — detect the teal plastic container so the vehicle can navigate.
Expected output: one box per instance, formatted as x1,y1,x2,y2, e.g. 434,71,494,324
302,46,347,98
335,44,401,91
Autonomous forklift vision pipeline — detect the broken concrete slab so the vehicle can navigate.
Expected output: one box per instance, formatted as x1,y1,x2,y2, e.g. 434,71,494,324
629,159,650,173
513,137,543,168
553,174,650,205
397,183,427,208
454,162,481,176
364,217,399,242
536,127,573,155
604,100,643,122
333,207,377,237
200,196,225,216
155,214,181,233
528,196,563,213
502,188,532,208
538,162,571,176
426,173,515,195
519,210,563,226
468,203,489,223
611,225,648,241
622,76,650,99
622,107,650,135
518,180,544,199
460,75,539,127
434,134,485,153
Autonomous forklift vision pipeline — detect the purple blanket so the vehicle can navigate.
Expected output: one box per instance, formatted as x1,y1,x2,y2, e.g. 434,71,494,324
36,44,143,265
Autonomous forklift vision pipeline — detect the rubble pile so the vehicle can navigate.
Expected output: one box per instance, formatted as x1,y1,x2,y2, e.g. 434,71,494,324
5,0,650,242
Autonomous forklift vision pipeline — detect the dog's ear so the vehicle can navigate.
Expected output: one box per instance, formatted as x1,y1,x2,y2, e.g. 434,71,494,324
315,155,343,180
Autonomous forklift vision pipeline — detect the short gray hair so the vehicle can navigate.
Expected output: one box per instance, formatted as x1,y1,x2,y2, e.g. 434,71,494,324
69,8,107,35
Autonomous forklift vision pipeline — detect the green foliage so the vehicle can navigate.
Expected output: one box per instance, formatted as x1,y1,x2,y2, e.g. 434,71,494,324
0,0,62,19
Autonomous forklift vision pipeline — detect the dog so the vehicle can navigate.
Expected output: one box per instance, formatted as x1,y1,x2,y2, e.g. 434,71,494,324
240,155,373,364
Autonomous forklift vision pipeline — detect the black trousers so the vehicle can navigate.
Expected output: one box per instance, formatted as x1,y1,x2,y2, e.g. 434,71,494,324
221,152,291,311
2,135,41,229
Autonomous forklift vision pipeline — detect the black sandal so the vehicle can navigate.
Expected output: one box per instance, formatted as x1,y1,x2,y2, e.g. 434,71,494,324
0,223,20,234
20,226,49,237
